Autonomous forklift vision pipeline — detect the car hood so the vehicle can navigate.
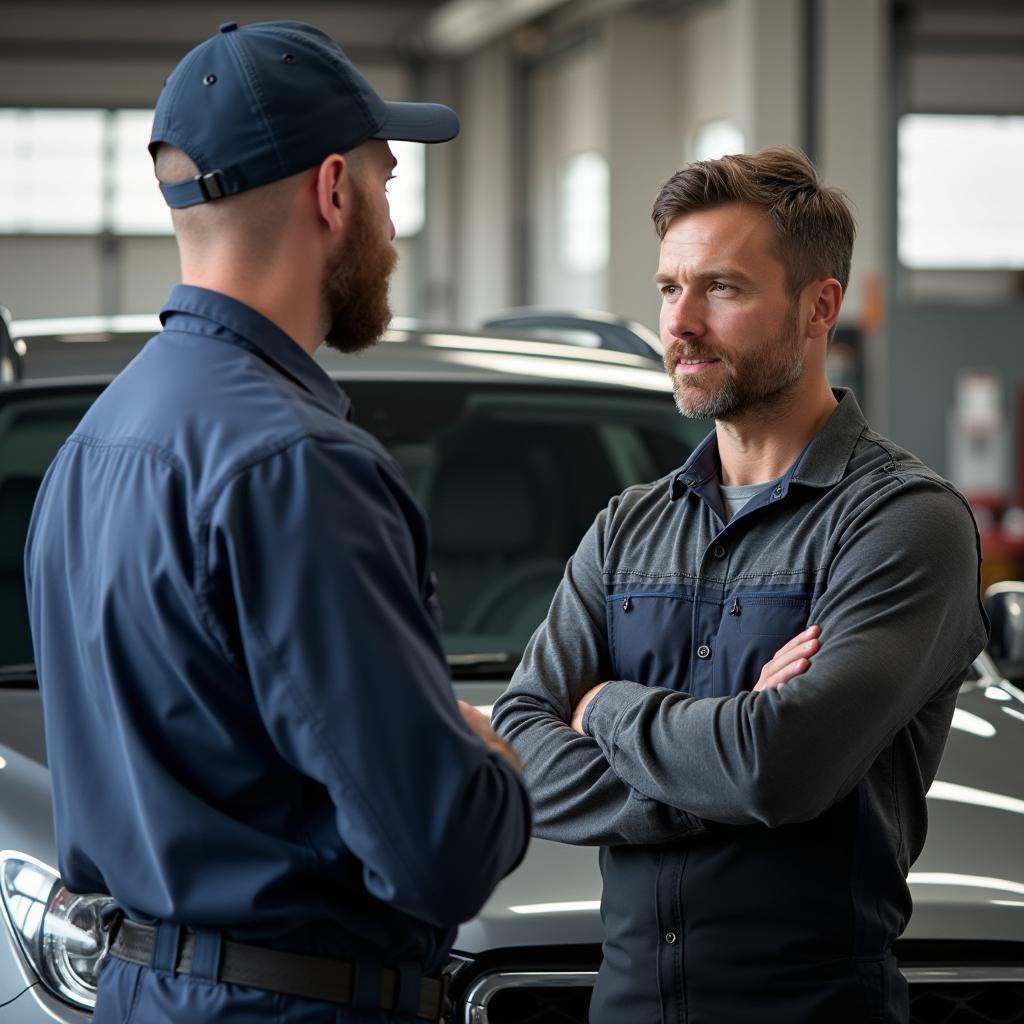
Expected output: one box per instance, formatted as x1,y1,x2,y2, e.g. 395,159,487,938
4,679,1022,952
454,676,1024,952
902,677,1024,941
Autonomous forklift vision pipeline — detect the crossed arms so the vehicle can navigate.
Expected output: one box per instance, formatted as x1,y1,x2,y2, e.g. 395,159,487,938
491,480,987,847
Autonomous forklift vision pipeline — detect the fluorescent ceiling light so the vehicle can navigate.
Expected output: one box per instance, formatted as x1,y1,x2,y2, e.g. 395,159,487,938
421,0,570,57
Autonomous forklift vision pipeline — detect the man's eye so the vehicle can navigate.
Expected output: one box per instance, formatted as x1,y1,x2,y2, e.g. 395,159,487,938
711,281,732,294
660,284,678,296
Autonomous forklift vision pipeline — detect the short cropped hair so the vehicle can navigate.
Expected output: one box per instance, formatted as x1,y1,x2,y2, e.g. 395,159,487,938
652,146,856,296
153,142,298,252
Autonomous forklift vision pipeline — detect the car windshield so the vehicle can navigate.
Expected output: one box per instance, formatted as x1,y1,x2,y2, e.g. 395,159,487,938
0,379,706,677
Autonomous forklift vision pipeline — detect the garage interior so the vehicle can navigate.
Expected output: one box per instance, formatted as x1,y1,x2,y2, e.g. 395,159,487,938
2,0,1023,548
2,4,1024,1024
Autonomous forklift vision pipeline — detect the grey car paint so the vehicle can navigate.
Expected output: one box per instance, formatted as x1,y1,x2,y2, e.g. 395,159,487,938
2,318,1022,1021
3,655,1024,1022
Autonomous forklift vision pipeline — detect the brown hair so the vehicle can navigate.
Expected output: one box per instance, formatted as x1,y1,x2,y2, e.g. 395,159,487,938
652,146,856,297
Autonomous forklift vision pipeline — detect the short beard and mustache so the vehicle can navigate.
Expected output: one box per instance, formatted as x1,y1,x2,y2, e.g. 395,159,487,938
322,181,398,355
663,302,804,422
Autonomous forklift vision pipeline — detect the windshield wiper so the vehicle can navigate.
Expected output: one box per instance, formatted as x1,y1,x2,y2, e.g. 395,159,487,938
446,652,520,679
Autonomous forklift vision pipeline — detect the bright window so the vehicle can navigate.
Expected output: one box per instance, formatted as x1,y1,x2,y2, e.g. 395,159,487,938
691,119,745,162
110,109,173,234
0,109,426,239
898,114,1024,269
0,110,107,233
559,151,609,275
389,141,425,238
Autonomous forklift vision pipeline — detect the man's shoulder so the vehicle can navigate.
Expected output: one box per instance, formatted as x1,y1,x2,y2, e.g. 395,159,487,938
74,333,389,502
610,469,677,516
840,427,978,538
588,470,681,549
848,427,969,503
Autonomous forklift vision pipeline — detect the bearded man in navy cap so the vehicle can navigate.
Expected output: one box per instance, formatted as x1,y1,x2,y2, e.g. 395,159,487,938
25,21,530,1023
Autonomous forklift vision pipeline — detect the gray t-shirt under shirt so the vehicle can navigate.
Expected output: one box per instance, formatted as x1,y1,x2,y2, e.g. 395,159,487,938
719,480,776,521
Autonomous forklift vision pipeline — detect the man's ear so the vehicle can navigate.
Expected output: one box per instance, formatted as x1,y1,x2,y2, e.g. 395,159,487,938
315,154,347,233
806,278,842,342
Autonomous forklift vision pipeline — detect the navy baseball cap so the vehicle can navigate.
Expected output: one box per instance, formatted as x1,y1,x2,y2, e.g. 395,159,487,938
150,20,459,209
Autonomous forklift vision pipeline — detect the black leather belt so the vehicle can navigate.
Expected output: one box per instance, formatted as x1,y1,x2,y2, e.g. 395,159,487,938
107,919,448,1021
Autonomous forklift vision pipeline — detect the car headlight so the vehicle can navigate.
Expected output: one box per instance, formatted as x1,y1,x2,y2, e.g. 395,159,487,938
0,851,113,1011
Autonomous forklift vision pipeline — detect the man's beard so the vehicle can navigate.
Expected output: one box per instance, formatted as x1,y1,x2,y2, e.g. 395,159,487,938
322,186,398,354
664,302,804,422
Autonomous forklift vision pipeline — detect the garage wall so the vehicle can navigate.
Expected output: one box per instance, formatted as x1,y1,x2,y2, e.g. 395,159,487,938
884,7,1024,474
451,41,519,327
0,3,427,320
527,39,608,315
521,0,807,331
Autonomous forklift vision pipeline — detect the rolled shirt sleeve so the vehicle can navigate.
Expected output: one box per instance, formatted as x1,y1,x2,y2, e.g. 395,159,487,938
203,435,531,926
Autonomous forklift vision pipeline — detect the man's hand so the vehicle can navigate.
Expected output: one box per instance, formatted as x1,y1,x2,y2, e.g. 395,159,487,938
565,629,818,734
570,682,611,734
458,700,523,773
752,625,820,692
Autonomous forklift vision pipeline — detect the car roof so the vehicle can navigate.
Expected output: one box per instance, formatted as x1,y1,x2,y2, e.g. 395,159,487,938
1,311,672,394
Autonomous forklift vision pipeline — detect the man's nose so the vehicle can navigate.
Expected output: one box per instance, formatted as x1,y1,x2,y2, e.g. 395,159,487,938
665,288,703,338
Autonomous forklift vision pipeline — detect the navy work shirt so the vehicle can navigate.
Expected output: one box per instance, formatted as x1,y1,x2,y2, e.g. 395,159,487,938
25,285,531,976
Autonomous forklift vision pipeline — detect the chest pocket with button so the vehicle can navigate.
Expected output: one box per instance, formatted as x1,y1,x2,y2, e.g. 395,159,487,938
712,592,812,696
607,593,695,691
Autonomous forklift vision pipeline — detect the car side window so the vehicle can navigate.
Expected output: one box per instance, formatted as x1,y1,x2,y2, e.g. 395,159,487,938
346,383,703,658
0,391,98,673
1,381,702,673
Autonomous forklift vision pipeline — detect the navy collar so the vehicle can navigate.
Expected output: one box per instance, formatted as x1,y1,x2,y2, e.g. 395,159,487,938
669,389,867,508
159,284,350,418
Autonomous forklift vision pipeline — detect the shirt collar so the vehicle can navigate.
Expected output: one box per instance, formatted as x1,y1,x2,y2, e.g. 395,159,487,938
669,388,867,503
159,284,350,418
788,388,867,487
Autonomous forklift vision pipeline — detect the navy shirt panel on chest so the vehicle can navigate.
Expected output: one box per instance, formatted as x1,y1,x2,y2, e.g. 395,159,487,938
604,461,821,702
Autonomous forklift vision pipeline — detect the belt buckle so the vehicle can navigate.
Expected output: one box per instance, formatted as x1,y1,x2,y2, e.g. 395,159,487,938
437,969,453,1023
94,909,123,975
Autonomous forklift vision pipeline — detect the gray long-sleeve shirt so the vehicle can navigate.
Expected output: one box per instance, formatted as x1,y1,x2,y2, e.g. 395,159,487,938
492,389,987,1024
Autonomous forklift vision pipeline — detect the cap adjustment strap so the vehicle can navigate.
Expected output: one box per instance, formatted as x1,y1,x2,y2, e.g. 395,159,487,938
159,169,232,209
195,171,225,201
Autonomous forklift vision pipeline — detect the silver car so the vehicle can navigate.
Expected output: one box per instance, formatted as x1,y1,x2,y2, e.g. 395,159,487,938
1,311,1022,1024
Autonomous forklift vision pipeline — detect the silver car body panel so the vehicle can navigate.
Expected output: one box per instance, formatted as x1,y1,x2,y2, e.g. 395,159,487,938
1,319,1021,1020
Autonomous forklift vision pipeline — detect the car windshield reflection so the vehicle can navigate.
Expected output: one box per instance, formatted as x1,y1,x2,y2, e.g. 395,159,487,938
0,378,706,677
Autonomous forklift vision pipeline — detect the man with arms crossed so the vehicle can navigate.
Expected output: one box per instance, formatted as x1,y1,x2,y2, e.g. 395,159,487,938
26,21,529,1023
492,147,986,1023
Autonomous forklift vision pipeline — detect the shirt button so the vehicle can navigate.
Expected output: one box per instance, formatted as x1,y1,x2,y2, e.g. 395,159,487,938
664,931,677,944
697,644,711,659
771,485,784,499
712,543,726,558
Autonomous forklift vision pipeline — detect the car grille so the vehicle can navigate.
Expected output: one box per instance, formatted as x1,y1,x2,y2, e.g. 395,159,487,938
909,982,1024,1023
460,969,596,1024
462,972,1024,1024
473,983,592,1023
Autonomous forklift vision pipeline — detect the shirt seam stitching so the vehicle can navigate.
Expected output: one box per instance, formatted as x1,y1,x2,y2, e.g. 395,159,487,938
66,434,187,476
